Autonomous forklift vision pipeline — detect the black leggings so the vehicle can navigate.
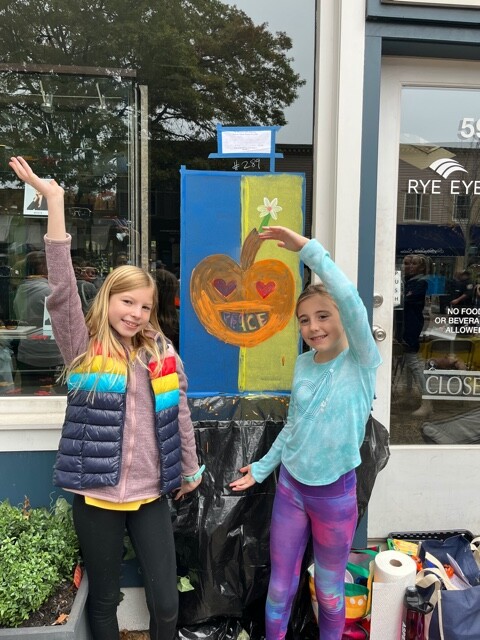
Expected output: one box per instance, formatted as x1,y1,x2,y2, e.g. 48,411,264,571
73,495,178,640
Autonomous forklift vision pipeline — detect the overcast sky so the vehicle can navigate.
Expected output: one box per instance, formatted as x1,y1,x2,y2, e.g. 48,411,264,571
401,87,480,146
223,0,316,144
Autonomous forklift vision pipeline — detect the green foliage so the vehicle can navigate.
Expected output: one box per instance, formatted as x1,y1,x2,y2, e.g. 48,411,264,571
0,0,304,140
0,497,79,629
0,0,305,192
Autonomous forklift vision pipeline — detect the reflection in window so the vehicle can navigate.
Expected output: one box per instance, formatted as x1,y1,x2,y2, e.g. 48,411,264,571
453,194,472,222
0,71,134,395
403,192,431,222
0,1,315,398
394,85,480,446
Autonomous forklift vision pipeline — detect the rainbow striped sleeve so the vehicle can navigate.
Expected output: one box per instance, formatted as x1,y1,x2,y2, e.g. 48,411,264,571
149,356,180,412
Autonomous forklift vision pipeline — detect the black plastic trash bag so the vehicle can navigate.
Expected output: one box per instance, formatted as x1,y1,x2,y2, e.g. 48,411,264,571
173,395,286,627
356,414,390,525
176,618,249,639
167,397,390,636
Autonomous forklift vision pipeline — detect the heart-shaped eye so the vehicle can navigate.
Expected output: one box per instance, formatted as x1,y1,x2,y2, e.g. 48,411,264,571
256,281,276,298
213,278,237,298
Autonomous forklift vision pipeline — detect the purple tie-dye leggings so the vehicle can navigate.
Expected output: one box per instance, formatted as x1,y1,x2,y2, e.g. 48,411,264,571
266,465,358,640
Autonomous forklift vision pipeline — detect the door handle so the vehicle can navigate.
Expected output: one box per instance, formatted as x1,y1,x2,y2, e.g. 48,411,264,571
372,325,387,342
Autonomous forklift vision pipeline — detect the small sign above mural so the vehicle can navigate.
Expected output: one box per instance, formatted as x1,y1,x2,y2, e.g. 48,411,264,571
221,130,273,155
209,124,283,172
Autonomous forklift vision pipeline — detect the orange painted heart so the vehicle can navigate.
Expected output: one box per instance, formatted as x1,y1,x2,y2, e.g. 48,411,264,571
256,281,275,299
190,229,295,347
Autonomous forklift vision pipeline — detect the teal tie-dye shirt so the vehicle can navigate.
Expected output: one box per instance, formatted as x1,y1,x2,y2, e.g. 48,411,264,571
251,239,381,486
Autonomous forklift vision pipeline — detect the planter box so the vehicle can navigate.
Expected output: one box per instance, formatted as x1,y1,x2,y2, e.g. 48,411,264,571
0,575,92,639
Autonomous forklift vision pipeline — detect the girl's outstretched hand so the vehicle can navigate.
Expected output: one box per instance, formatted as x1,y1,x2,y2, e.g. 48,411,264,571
229,465,256,492
258,226,309,252
173,476,202,501
9,156,64,200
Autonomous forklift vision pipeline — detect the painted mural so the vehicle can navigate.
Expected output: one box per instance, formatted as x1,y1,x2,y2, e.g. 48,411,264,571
190,228,296,348
180,170,304,394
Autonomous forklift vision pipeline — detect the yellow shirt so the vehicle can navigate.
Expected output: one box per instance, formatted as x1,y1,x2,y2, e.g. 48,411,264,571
85,496,158,511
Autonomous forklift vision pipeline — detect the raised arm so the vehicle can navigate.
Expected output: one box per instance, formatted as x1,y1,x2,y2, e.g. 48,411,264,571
259,226,380,367
9,156,66,240
259,226,308,252
10,156,89,364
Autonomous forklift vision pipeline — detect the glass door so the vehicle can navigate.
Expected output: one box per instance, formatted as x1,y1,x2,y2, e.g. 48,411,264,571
393,85,480,440
369,58,480,538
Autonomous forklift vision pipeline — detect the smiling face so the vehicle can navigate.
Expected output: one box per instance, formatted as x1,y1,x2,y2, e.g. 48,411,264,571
108,286,154,346
190,254,295,347
297,293,347,363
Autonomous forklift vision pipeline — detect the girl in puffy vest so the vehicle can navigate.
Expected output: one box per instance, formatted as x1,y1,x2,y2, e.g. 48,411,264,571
10,156,204,640
230,226,381,640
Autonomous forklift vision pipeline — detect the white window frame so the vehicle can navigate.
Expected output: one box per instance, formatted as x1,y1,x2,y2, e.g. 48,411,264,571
403,192,431,221
0,397,66,451
452,193,472,222
0,79,146,454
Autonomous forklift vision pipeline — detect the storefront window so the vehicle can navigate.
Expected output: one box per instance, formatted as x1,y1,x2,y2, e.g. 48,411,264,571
0,70,135,395
0,1,314,399
391,86,480,444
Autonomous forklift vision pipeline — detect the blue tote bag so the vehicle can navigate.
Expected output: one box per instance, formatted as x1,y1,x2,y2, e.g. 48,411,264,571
429,585,480,640
418,534,480,586
416,545,480,640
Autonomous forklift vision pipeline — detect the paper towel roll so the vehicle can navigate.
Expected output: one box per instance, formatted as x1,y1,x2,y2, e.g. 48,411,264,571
369,551,417,640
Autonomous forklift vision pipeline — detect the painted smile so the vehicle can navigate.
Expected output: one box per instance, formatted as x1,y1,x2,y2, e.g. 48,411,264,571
221,310,270,333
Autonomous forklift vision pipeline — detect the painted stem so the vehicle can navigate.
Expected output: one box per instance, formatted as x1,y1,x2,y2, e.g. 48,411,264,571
240,228,263,269
257,214,271,233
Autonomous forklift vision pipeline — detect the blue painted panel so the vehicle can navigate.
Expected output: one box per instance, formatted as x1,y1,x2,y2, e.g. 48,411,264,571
358,35,382,318
180,168,241,394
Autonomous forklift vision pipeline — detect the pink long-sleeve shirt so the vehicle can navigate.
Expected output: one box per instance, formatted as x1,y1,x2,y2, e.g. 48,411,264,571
45,234,199,503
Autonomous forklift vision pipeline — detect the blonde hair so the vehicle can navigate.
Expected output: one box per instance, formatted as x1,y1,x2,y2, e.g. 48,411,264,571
295,283,337,317
403,253,430,275
67,265,167,379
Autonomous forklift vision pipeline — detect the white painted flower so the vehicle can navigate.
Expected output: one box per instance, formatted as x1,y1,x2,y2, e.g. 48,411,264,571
257,197,282,220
